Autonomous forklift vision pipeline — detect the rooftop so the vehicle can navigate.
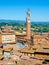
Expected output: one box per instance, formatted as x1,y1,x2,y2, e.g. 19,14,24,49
4,47,13,52
0,54,4,60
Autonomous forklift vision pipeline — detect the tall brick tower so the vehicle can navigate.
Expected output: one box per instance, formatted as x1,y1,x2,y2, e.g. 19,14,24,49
26,9,31,41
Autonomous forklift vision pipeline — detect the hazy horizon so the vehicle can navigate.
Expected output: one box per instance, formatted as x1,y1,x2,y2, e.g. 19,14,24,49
0,19,49,23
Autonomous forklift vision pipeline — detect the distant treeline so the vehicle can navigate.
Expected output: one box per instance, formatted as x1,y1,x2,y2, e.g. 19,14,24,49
0,20,49,32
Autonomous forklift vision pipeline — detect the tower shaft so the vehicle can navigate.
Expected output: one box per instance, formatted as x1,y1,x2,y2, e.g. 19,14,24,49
26,22,31,40
26,9,31,40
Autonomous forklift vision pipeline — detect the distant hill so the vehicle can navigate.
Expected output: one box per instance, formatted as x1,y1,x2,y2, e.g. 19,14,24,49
0,19,26,26
0,19,25,24
0,19,49,24
32,22,49,24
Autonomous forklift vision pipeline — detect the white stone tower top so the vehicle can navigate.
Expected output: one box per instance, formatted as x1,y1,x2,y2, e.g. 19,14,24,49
26,8,31,23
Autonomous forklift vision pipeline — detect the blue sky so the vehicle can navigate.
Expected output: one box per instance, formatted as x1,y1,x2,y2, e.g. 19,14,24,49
0,0,49,21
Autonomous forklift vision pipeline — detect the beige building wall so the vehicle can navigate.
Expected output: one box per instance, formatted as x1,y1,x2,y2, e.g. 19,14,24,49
2,34,16,44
